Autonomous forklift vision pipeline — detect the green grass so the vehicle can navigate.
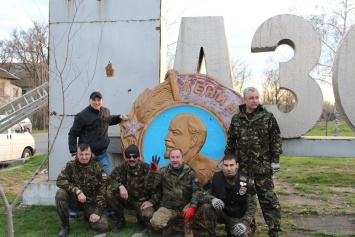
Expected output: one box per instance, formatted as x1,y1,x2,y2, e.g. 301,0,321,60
31,129,48,134
280,157,355,188
305,120,355,136
1,155,355,237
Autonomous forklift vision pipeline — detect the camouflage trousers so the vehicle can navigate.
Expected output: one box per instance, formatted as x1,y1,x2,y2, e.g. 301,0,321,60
55,189,108,232
200,204,252,237
150,204,199,230
106,190,154,222
254,174,281,231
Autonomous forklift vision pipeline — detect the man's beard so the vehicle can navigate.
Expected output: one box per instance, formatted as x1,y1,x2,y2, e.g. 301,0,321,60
223,169,237,178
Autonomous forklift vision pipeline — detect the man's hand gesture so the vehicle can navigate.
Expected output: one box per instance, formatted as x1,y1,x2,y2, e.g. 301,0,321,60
150,155,160,173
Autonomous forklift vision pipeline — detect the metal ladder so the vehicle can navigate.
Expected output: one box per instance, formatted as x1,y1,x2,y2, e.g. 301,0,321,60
0,82,49,133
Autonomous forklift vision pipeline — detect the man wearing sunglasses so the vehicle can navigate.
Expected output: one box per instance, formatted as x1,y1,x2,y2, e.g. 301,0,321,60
106,144,158,232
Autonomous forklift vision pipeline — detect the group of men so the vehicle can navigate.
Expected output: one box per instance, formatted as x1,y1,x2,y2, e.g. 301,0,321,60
55,87,282,237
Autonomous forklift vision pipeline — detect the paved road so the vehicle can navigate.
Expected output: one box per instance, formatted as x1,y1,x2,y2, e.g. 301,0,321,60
32,132,48,155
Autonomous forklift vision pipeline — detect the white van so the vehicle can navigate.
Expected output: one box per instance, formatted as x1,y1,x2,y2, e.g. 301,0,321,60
0,122,36,162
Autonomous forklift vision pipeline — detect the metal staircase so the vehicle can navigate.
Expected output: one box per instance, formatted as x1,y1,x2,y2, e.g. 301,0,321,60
0,82,49,133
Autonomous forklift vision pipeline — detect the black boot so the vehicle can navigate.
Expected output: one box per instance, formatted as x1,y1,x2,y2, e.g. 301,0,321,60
58,224,70,237
208,230,217,237
136,213,146,229
111,215,126,232
268,229,279,237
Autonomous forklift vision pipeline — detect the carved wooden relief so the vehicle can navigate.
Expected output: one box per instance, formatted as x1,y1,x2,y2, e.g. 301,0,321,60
121,70,243,185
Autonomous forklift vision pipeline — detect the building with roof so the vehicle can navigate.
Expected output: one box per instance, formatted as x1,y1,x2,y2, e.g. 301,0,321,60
0,67,22,106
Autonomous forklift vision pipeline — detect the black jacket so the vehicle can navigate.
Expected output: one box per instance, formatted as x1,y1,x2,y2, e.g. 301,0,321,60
68,106,122,155
210,171,256,218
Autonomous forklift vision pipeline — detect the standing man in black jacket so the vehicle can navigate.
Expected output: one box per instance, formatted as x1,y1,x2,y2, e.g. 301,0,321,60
68,91,128,175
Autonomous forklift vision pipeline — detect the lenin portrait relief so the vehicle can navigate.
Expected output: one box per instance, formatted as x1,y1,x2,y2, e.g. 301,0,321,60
164,113,220,185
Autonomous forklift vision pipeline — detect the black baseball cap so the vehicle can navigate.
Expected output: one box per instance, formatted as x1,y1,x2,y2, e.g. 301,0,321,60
90,91,102,99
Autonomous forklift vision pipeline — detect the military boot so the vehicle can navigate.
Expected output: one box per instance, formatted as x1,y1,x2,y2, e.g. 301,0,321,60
111,215,126,232
58,219,70,237
162,224,173,236
184,225,194,237
208,230,217,237
136,213,146,229
268,229,279,237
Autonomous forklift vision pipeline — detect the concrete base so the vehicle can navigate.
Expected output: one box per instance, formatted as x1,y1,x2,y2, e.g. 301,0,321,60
283,136,355,157
23,136,355,206
23,152,124,206
23,175,58,206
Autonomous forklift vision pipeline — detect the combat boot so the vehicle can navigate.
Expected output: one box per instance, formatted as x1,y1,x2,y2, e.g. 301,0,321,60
184,225,194,237
111,215,126,232
162,224,173,236
268,229,279,237
136,213,146,229
58,220,70,237
208,230,217,237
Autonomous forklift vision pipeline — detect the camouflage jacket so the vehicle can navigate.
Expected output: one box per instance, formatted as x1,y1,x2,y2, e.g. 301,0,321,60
107,160,153,202
224,104,282,176
204,171,257,224
56,158,107,215
150,163,204,210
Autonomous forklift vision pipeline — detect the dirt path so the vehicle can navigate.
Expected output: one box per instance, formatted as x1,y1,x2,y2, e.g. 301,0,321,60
259,178,355,236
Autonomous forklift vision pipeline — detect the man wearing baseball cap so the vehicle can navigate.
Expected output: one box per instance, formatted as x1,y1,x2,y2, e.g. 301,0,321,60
68,91,128,174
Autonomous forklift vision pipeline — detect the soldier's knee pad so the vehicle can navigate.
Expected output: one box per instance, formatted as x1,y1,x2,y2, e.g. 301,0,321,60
150,207,172,230
141,206,155,222
91,215,109,232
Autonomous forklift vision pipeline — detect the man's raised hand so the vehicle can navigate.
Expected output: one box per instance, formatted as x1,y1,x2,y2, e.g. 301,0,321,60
150,155,160,172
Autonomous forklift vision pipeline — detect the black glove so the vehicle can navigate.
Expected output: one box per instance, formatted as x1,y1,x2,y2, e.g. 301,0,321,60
150,155,160,172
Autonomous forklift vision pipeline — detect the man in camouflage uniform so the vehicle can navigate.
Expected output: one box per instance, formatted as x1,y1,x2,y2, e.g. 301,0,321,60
225,86,282,237
149,148,205,237
55,144,108,237
106,144,157,231
201,154,257,237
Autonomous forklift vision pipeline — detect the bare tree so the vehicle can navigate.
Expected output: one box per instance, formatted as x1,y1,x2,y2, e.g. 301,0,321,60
0,22,49,130
232,57,253,94
261,57,296,112
0,2,94,236
302,0,355,135
321,100,336,135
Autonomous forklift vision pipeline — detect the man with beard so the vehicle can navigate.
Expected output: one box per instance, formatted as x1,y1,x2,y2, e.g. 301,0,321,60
106,144,158,232
201,154,257,237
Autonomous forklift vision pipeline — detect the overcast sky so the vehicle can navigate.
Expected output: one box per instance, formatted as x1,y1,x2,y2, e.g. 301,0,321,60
0,0,334,101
